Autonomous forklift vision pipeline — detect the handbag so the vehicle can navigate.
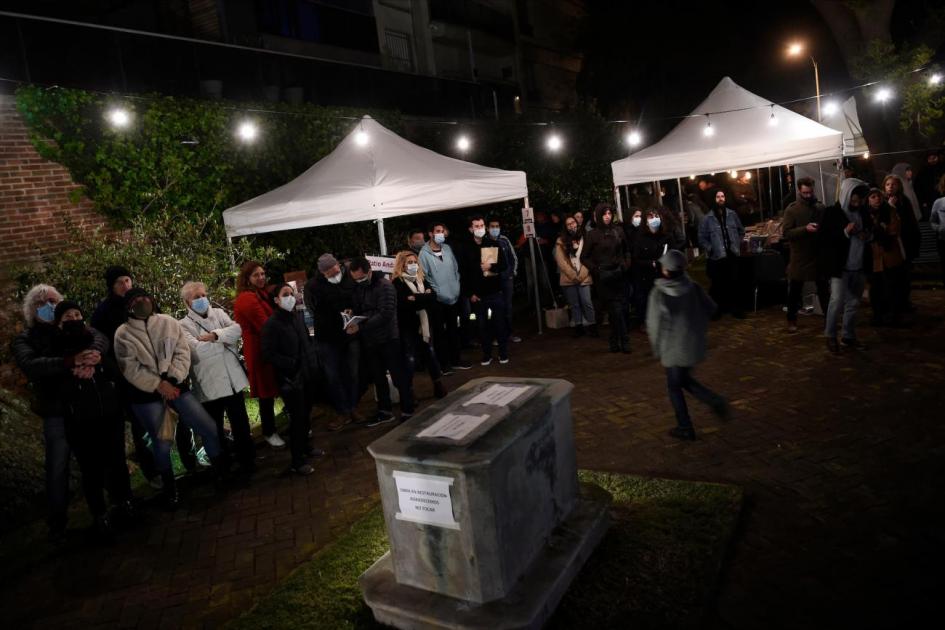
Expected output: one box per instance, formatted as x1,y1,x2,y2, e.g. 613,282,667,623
157,402,178,443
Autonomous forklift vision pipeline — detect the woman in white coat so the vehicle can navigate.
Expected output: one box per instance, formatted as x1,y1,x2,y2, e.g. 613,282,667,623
179,281,255,475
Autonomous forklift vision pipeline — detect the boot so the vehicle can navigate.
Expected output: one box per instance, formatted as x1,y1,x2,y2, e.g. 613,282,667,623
161,472,179,511
620,337,631,354
571,325,585,338
210,455,232,489
587,324,599,337
433,379,448,399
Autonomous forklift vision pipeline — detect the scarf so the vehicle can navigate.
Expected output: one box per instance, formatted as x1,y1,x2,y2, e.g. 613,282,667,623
401,274,431,342
569,237,584,273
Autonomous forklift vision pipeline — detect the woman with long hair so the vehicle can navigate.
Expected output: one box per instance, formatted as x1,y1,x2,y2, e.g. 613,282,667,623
232,261,283,448
391,250,448,399
630,209,671,328
554,216,596,338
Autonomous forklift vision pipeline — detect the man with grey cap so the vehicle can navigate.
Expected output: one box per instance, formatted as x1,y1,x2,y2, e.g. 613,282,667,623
304,253,363,431
646,249,729,440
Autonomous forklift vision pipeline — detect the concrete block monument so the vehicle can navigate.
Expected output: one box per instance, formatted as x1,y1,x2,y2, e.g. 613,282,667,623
359,377,612,629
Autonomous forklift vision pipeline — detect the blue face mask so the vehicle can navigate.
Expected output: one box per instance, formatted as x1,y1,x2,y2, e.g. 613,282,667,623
488,227,500,238
433,233,446,244
36,302,56,323
648,217,662,231
191,296,210,314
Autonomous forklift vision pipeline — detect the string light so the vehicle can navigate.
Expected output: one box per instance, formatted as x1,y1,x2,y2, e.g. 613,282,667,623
744,171,752,180
863,151,870,159
689,175,695,180
768,105,778,126
626,130,642,147
106,107,131,128
703,115,714,137
930,73,943,86
546,133,563,152
730,170,738,178
354,129,369,146
822,101,839,116
874,87,893,103
456,135,471,151
236,120,258,142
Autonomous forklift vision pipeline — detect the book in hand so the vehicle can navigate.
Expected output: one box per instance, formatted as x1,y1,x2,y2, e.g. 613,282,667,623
480,246,499,277
341,312,367,330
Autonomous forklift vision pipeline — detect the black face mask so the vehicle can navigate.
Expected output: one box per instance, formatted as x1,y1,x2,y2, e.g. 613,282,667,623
131,300,153,319
61,320,86,337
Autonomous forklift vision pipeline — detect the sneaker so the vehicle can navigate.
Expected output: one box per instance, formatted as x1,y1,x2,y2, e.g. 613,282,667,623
498,356,509,365
441,367,455,376
454,362,473,370
840,338,868,351
292,463,315,476
305,447,326,459
511,335,523,343
826,338,840,354
196,448,212,468
367,411,396,428
668,427,696,441
327,414,353,432
400,413,413,423
265,433,286,448
481,357,493,366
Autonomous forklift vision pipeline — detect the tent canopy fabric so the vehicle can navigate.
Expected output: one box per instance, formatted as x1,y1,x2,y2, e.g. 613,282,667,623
836,96,868,156
611,77,843,186
223,116,528,237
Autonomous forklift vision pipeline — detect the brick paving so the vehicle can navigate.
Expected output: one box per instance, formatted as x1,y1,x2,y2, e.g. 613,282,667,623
3,289,945,629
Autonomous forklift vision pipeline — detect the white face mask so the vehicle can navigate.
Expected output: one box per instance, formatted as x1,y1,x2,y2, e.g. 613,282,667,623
279,295,296,312
433,233,446,244
473,227,486,238
406,263,419,275
631,216,642,227
327,272,343,284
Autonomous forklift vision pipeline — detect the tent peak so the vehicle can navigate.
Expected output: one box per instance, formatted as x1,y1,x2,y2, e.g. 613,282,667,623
362,114,374,120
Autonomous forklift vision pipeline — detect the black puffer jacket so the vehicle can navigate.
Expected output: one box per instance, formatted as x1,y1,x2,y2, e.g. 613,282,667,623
12,323,109,417
352,271,399,347
305,267,356,345
261,308,318,394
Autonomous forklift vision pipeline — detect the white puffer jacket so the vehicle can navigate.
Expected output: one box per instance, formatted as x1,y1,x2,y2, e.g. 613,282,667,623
115,314,191,394
179,307,249,402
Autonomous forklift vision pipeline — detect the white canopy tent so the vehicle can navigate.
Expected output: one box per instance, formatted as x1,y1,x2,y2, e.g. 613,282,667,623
611,76,844,188
835,96,869,157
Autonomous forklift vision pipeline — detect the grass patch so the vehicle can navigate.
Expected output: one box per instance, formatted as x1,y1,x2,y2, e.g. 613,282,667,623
229,471,742,630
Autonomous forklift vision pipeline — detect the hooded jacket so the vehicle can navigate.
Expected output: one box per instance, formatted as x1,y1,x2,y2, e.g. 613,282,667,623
418,242,461,305
819,178,872,279
645,274,716,368
179,306,249,402
114,313,192,403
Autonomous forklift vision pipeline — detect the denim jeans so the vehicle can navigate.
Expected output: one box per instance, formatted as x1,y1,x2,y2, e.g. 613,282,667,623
562,284,595,326
316,340,360,415
665,366,723,429
473,292,509,360
131,391,221,474
363,339,415,414
203,392,256,470
42,415,70,531
402,330,442,384
825,271,865,340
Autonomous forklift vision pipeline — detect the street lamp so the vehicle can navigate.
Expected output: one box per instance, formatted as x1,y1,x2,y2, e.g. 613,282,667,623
787,41,821,121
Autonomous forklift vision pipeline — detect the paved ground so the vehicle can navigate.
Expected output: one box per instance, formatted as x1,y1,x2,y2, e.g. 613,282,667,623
2,286,944,629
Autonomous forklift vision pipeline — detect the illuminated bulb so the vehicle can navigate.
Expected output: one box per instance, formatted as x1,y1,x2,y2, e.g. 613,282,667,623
546,133,563,151
107,108,131,128
689,175,695,180
745,171,752,180
626,130,642,147
730,170,738,178
874,87,892,103
822,101,839,116
769,111,779,126
863,151,870,159
787,42,803,56
355,130,369,146
703,121,714,137
456,135,471,151
930,73,943,86
236,121,257,142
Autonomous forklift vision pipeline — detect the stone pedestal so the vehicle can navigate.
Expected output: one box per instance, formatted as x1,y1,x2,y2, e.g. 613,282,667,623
360,377,611,629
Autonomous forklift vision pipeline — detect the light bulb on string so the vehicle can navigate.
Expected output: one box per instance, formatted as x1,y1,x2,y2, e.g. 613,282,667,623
106,107,131,129
456,135,471,152
730,170,738,178
822,101,839,117
626,130,642,147
768,105,778,127
703,115,714,137
546,132,563,152
236,121,258,143
863,151,870,159
930,73,943,87
355,129,369,146
744,171,752,180
874,87,893,103
689,175,695,180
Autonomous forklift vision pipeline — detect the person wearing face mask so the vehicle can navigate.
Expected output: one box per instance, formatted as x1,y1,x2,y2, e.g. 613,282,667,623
623,207,644,250
349,257,416,424
418,221,470,373
13,284,109,541
487,216,522,343
114,288,224,509
555,215,597,337
629,209,672,329
581,203,631,353
232,261,284,449
305,254,363,432
392,250,448,399
782,177,828,332
407,228,426,255
818,179,872,353
698,189,746,319
458,215,510,365
178,281,255,478
51,301,134,541
261,284,324,475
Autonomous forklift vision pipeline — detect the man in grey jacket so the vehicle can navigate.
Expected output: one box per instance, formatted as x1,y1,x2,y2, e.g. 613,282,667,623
646,250,729,440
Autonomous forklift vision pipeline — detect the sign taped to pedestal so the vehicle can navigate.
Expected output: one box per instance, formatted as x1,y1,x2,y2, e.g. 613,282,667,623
392,471,460,530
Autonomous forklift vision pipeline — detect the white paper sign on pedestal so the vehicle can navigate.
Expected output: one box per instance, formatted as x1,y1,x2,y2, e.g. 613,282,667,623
463,384,531,407
392,471,460,530
417,413,490,441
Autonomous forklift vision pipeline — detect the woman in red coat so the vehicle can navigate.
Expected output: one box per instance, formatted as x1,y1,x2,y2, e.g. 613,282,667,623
233,261,284,448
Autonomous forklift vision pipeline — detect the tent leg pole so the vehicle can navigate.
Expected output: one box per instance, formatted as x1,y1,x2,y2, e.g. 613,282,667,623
614,185,623,222
817,163,826,203
768,166,774,219
377,218,387,256
227,236,235,268
529,236,542,335
676,178,685,246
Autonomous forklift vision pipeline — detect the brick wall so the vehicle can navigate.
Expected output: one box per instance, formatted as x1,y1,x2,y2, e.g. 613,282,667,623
0,94,110,267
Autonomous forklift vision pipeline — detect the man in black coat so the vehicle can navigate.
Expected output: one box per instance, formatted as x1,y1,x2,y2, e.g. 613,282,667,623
349,257,415,426
457,215,509,365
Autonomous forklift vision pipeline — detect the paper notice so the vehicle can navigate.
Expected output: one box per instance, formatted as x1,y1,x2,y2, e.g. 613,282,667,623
392,471,459,529
417,413,490,441
481,246,498,276
462,384,531,407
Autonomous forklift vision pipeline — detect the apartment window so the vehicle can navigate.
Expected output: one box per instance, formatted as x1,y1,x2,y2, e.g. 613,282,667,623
384,29,413,72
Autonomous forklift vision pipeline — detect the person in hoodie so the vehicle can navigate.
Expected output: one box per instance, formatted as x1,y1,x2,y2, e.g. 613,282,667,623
13,284,108,540
629,209,671,329
782,177,829,332
418,221,470,373
458,215,510,365
582,203,630,353
52,301,134,540
261,283,324,475
114,287,223,509
646,250,729,441
819,179,872,353
349,257,416,425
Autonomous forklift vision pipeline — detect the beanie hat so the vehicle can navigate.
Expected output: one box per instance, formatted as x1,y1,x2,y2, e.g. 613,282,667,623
658,249,688,272
104,265,132,291
54,300,82,323
123,287,151,309
317,253,339,273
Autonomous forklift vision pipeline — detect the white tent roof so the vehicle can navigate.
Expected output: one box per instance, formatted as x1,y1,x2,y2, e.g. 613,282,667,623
611,77,843,186
834,96,868,156
223,116,528,237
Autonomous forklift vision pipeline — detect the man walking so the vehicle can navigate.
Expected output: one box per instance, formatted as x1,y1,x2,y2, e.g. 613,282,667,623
698,190,745,319
782,177,829,332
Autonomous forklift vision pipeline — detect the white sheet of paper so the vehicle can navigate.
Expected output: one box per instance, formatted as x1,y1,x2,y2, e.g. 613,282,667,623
417,413,490,441
462,384,531,407
392,471,459,529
